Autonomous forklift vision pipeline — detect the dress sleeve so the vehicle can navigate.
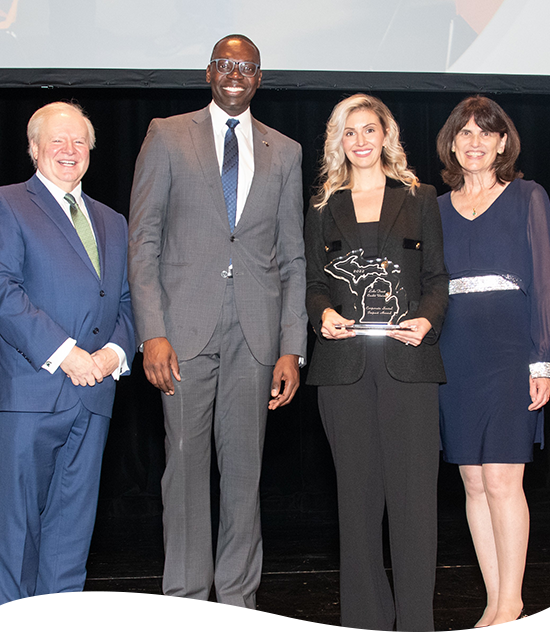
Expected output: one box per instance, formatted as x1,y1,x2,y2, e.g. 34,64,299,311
526,182,550,376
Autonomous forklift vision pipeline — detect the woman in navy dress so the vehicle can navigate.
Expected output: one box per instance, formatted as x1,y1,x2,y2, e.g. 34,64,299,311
437,96,550,627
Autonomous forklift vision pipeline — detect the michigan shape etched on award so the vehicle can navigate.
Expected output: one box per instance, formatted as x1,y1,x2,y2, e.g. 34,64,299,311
324,249,410,334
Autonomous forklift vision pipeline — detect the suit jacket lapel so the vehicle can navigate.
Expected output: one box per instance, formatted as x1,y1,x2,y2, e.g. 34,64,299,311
27,176,101,280
378,178,407,253
188,112,274,233
234,117,271,233
189,107,228,225
328,179,407,255
328,189,362,252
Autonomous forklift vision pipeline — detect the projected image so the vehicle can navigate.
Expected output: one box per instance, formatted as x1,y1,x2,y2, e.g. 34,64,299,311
0,0,18,33
254,0,523,74
0,0,546,77
449,0,550,74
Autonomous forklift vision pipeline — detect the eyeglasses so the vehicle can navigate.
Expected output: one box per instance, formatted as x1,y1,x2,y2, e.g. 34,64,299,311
210,58,260,78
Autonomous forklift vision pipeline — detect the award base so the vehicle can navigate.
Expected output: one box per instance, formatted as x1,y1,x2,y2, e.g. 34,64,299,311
336,323,413,336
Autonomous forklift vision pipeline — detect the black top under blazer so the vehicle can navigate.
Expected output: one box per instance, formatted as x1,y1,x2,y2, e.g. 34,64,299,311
305,179,448,386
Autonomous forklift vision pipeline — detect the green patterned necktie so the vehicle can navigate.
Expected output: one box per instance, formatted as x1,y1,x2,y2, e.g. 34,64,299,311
64,193,101,278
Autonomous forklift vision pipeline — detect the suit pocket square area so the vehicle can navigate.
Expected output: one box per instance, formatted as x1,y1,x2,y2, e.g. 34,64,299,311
324,240,342,254
403,238,422,251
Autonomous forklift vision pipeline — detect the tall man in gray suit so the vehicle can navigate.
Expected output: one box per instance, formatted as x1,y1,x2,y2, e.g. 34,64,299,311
128,34,307,607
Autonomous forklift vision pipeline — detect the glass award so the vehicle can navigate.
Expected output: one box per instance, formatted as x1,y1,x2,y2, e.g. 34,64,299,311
325,249,410,336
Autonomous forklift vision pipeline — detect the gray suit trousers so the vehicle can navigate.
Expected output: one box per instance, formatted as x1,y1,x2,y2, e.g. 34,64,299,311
161,279,273,607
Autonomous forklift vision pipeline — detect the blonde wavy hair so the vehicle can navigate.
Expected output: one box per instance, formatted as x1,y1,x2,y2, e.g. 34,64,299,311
314,94,418,208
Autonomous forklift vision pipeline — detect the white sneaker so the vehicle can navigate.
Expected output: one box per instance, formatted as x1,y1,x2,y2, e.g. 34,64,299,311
159,625,202,632
222,621,264,632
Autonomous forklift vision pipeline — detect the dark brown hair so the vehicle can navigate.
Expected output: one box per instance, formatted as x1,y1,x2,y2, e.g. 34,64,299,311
436,95,522,191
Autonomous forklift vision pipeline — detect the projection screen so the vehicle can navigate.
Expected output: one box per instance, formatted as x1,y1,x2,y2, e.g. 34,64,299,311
0,0,548,93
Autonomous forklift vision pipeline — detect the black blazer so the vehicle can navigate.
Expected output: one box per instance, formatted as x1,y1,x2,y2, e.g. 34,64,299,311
305,179,448,385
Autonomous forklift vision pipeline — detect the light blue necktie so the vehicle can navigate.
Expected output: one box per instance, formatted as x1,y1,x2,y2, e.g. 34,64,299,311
222,118,239,233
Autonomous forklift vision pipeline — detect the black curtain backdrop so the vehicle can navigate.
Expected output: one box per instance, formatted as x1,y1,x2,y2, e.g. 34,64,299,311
2,86,549,520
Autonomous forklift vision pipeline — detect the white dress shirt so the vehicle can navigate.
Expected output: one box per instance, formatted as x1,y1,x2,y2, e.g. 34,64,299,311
37,170,128,379
209,100,254,226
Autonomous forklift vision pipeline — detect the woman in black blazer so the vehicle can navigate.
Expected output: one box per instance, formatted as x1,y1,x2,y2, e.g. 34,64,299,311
305,94,448,632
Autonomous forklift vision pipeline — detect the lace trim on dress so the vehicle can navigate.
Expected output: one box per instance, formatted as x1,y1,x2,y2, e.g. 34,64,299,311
449,274,521,295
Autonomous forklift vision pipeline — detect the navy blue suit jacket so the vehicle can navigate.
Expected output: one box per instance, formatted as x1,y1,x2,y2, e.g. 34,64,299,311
0,175,135,417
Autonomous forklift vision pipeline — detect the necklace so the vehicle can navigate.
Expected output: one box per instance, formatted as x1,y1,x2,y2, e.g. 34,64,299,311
468,188,493,218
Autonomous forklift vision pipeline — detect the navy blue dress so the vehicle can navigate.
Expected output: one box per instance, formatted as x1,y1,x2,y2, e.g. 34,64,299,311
438,179,550,464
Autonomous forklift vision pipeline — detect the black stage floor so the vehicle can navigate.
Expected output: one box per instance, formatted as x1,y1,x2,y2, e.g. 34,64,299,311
84,459,550,631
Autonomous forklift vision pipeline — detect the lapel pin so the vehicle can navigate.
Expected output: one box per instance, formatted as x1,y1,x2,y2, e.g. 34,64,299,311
262,140,269,147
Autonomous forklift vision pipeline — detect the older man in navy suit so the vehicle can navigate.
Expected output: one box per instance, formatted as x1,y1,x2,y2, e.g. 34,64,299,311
0,102,135,604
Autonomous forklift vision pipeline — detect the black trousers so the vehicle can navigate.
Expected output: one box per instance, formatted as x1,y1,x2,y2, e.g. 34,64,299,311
318,342,440,632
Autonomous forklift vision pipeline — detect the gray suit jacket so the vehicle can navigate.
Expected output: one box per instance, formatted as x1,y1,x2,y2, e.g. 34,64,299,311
128,106,307,366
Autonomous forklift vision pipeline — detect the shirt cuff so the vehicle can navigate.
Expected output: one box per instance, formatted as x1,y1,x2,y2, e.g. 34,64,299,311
42,338,76,374
104,343,128,380
530,362,550,378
